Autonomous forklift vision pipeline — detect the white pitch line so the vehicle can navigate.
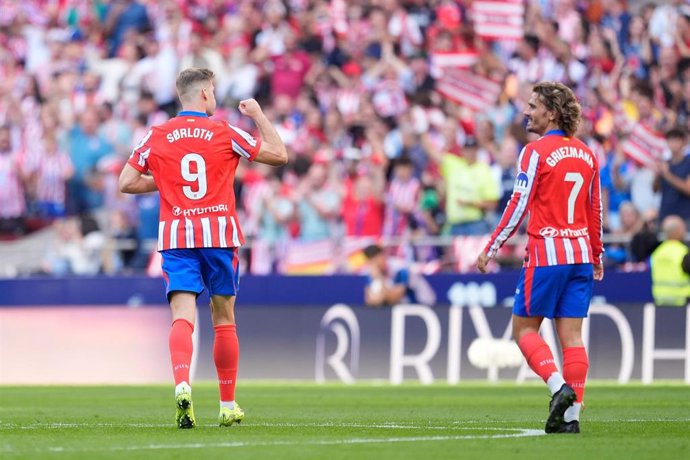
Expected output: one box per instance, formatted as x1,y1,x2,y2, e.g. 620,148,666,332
2,422,520,430
3,419,690,431
38,429,546,454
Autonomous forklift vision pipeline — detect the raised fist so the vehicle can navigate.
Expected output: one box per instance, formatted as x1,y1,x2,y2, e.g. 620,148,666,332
238,99,263,118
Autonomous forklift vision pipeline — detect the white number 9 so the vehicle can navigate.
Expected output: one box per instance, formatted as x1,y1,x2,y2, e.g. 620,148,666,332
181,153,207,200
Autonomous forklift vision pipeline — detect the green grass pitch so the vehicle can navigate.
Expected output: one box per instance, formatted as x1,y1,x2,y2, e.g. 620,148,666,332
1,383,688,460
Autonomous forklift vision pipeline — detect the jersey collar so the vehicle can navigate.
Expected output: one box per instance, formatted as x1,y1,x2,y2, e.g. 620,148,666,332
178,110,209,118
545,129,567,136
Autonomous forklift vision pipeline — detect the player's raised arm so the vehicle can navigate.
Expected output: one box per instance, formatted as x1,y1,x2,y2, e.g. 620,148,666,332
238,98,288,166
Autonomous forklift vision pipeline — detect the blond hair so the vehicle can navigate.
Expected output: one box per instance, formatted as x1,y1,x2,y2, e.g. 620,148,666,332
176,68,215,101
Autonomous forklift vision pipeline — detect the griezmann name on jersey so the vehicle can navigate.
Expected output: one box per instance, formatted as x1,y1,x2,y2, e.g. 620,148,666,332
128,112,261,251
484,132,603,267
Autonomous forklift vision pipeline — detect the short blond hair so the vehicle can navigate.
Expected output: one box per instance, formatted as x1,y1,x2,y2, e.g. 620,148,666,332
176,68,214,101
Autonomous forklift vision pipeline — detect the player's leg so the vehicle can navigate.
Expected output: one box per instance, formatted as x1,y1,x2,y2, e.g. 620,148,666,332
169,292,198,429
513,315,567,393
513,266,566,392
513,265,575,433
554,317,586,433
553,263,594,433
210,294,244,426
199,248,244,426
161,249,204,429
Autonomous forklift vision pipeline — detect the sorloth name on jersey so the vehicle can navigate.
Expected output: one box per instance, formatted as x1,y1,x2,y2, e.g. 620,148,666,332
545,146,594,168
166,127,214,143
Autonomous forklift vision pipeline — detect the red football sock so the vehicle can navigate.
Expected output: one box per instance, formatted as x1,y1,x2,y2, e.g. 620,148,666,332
214,324,239,402
169,318,194,385
563,346,589,403
518,332,559,383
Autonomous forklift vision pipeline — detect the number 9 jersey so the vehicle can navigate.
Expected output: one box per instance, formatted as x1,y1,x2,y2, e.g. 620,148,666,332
127,111,262,251
484,130,603,267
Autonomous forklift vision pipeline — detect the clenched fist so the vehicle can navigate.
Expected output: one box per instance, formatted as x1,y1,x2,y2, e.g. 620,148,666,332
238,99,263,118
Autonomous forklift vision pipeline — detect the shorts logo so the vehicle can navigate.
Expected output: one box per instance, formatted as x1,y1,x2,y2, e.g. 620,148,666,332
539,226,559,238
515,172,529,192
172,206,182,216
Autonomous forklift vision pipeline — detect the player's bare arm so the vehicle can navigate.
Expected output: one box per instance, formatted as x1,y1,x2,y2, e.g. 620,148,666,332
119,163,158,194
238,98,288,166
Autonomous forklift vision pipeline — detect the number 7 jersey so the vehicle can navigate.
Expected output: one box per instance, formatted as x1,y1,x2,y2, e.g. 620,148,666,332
484,132,603,267
128,111,262,250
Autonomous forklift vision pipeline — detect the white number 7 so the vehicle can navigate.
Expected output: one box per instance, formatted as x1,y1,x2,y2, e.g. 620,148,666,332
564,172,583,225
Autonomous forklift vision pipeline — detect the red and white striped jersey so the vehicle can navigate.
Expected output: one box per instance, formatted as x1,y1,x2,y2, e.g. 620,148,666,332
484,130,603,267
128,111,261,251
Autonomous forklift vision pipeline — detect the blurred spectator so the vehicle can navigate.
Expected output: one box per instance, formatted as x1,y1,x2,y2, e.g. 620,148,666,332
437,136,499,236
266,31,312,101
104,0,151,58
293,159,341,241
362,243,436,308
130,193,160,270
256,171,296,243
98,102,133,159
41,215,105,276
491,134,519,213
650,214,690,306
0,125,28,236
178,33,224,82
630,209,661,263
655,127,690,225
383,156,420,238
605,201,642,266
342,169,384,238
102,209,137,274
65,108,113,213
28,131,74,220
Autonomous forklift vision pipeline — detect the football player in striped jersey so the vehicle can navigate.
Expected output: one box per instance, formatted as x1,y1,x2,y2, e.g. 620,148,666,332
477,81,604,434
120,67,287,428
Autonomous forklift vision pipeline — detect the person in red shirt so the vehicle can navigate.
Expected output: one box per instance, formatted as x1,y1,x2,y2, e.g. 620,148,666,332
477,82,604,435
119,67,287,429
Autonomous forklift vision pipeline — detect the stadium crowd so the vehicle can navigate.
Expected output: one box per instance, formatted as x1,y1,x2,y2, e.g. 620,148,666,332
0,0,689,275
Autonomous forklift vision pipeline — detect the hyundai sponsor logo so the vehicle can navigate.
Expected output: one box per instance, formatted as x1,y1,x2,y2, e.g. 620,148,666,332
539,227,559,238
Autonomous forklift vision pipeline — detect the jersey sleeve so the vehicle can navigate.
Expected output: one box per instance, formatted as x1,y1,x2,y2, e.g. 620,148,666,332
127,129,153,173
588,166,604,264
227,123,262,162
484,145,540,258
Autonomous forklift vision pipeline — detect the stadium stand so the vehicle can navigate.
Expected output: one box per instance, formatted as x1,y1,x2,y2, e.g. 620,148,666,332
0,0,688,276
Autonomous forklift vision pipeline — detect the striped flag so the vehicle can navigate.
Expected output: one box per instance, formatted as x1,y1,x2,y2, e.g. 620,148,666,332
430,50,479,76
280,240,337,275
621,123,666,167
472,0,525,41
435,69,502,112
341,237,376,274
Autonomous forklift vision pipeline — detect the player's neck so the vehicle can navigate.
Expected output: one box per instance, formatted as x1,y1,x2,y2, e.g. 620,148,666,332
542,122,564,136
180,104,207,115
